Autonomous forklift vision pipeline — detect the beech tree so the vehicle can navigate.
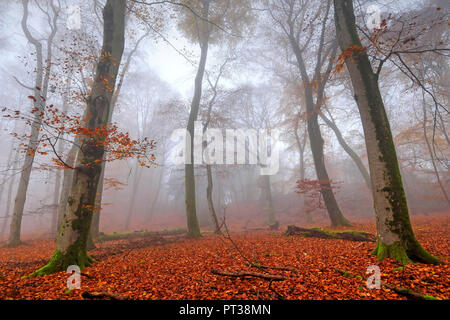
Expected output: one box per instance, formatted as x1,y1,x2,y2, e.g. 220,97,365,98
6,0,60,247
333,0,441,264
265,0,351,226
32,0,127,275
176,0,253,237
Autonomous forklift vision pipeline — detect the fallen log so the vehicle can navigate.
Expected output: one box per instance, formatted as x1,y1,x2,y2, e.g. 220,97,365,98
285,225,376,242
211,269,286,281
98,228,186,242
335,268,440,300
82,291,128,300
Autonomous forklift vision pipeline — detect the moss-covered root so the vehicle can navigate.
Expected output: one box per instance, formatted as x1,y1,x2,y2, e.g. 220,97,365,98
29,250,95,276
372,242,411,265
372,241,443,265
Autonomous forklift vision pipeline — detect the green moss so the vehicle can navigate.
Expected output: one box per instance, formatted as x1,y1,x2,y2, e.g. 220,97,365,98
373,241,411,265
97,228,187,242
263,253,279,257
424,295,440,300
310,227,375,241
64,288,73,295
30,246,94,276
30,195,97,276
393,267,407,272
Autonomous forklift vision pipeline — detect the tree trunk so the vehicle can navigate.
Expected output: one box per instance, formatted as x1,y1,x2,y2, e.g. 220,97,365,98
50,167,62,238
263,175,276,225
421,93,449,205
319,112,372,190
333,0,441,264
206,164,221,233
286,0,351,227
185,0,211,238
124,164,143,231
90,31,148,244
7,0,58,247
56,139,78,236
147,168,163,221
32,0,126,275
303,85,350,227
294,112,312,222
1,149,19,238
87,165,104,249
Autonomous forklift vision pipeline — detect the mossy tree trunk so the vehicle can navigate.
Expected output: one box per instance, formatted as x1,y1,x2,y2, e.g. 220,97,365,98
32,0,126,275
56,137,79,238
333,0,441,264
185,0,211,238
90,32,148,244
50,81,71,238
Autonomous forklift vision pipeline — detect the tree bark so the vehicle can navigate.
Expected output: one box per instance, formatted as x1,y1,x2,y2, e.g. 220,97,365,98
56,138,79,236
32,0,126,275
50,167,62,238
333,0,441,264
90,31,149,243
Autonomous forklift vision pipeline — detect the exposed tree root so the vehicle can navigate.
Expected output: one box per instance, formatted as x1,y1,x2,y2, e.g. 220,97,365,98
29,251,96,276
285,225,376,242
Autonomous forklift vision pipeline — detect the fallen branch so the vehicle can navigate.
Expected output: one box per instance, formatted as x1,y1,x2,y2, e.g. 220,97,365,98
335,268,440,300
245,262,297,273
82,291,128,300
268,280,285,300
211,269,286,281
285,225,376,242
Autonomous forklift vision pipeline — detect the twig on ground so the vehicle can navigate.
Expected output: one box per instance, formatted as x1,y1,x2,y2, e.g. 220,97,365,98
82,291,129,300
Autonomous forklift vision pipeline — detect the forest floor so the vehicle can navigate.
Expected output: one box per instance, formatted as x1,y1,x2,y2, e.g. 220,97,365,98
0,215,448,300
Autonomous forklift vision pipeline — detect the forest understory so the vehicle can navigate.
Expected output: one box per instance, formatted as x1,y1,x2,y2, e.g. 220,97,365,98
1,214,448,300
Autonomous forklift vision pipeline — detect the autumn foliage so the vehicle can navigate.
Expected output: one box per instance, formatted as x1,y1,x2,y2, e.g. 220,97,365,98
2,89,156,169
0,215,448,300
